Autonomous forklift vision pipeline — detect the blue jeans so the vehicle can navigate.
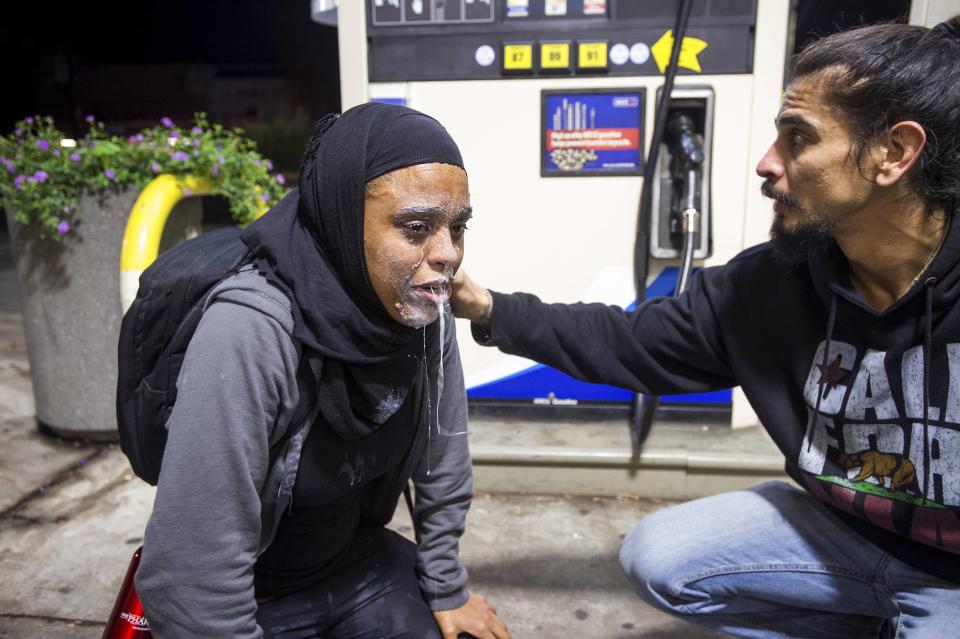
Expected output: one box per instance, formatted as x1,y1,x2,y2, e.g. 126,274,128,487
619,482,959,639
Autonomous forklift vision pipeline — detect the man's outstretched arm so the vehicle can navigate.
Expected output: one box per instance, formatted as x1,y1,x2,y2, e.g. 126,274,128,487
452,267,736,396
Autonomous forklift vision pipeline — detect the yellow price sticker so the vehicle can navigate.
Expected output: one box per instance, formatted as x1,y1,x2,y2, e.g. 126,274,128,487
540,42,570,69
503,44,534,71
577,41,608,69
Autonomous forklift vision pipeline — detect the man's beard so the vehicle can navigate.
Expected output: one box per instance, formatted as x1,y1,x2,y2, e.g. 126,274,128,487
762,180,836,267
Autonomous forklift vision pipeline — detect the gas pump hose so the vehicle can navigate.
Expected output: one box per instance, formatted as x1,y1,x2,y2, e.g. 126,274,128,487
630,0,696,452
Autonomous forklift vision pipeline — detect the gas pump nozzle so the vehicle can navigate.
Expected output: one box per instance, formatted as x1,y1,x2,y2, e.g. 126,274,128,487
666,113,704,217
666,113,704,167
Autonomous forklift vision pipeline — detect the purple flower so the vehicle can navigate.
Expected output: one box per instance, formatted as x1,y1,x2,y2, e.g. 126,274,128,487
53,149,61,157
169,130,180,140
171,151,189,161
14,175,25,190
70,152,81,162
192,149,199,156
57,219,70,235
275,173,285,185
260,192,270,203
127,134,144,143
33,170,49,183
151,161,160,174
25,116,34,124
161,117,174,128
14,128,23,136
191,126,203,135
36,139,50,152
104,169,116,181
192,138,201,147
85,115,96,124
265,160,274,171
1,158,13,173
212,164,219,176
217,155,225,164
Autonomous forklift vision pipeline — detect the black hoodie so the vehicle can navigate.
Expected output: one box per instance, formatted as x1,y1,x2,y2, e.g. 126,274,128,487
476,217,960,583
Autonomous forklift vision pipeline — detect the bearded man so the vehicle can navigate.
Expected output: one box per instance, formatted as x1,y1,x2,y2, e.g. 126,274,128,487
452,18,960,638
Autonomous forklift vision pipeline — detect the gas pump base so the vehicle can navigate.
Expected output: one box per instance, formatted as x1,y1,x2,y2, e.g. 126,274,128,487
468,417,787,499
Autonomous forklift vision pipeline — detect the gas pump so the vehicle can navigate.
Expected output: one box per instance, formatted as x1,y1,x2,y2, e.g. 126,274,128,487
334,0,793,431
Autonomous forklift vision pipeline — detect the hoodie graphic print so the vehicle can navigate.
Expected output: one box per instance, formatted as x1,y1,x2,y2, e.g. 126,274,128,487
798,339,959,555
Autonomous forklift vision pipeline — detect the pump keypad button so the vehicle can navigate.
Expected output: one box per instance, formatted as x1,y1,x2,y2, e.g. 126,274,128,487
540,42,572,71
577,41,609,71
503,43,535,72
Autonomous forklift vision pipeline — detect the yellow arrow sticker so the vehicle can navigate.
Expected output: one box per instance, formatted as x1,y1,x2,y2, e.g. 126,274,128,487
650,30,708,73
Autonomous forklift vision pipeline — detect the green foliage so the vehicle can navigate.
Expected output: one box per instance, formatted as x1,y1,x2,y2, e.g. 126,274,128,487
0,114,288,239
243,114,312,173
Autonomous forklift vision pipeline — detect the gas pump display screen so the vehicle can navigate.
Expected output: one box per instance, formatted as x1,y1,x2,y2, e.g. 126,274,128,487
541,88,644,177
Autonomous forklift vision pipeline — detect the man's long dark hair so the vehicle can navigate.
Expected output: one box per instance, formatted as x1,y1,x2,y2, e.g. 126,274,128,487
792,16,960,214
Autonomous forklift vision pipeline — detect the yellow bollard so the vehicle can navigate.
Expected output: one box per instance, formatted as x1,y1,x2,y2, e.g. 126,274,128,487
119,175,268,312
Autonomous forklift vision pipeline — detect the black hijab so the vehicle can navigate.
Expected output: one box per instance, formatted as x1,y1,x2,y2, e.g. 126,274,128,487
240,103,465,438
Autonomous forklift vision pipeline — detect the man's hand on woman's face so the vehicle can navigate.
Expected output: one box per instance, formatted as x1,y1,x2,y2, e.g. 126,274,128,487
433,592,511,639
451,269,493,329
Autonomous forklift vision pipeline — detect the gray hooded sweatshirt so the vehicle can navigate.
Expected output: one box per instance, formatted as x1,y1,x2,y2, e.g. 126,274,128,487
136,267,472,638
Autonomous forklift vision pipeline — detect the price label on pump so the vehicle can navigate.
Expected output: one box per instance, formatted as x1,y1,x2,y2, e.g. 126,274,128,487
577,41,608,70
503,43,534,71
540,42,571,70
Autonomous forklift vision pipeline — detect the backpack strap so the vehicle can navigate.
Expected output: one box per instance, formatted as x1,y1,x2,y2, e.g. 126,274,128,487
270,352,317,455
259,351,321,554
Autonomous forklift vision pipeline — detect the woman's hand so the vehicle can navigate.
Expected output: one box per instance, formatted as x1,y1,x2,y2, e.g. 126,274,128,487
451,269,493,329
433,592,511,639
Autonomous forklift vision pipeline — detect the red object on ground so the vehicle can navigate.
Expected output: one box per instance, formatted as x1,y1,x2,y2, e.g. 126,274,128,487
102,547,153,638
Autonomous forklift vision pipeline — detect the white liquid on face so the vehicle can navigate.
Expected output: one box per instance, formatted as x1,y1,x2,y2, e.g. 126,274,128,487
397,292,440,328
436,295,445,434
424,326,431,476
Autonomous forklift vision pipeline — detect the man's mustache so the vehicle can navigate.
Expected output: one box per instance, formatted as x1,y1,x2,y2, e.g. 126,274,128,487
760,180,802,210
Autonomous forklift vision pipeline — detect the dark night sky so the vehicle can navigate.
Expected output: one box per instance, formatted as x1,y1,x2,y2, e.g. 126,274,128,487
1,0,340,132
1,0,913,133
62,1,279,65
793,0,911,53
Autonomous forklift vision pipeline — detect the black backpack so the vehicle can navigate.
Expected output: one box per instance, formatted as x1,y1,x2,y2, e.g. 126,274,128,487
117,227,420,515
116,226,256,484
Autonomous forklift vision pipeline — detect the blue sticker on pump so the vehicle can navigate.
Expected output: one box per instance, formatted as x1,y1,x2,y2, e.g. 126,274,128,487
543,91,644,175
506,0,529,18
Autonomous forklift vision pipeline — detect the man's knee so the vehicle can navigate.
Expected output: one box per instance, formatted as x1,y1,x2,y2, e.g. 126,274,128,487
619,507,694,610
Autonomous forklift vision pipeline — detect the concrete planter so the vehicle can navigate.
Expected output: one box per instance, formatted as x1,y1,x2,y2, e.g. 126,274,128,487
6,189,137,441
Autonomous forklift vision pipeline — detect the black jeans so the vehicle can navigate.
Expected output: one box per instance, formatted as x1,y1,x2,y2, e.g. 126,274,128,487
256,527,442,639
